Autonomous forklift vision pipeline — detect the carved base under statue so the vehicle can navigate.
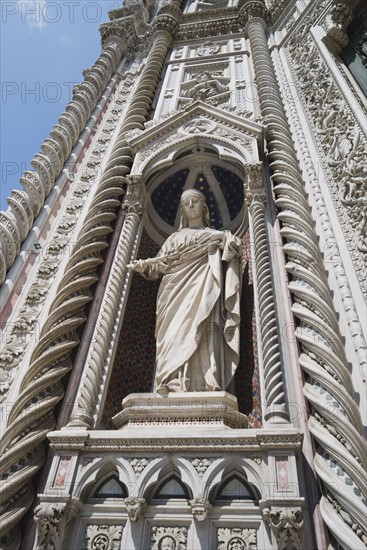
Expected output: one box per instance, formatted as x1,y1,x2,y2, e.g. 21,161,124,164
112,391,248,429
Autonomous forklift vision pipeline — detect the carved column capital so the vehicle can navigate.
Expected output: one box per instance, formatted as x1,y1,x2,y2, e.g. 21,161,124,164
154,2,181,36
322,2,354,53
189,498,212,521
34,501,78,549
125,497,147,521
238,0,270,30
262,506,304,550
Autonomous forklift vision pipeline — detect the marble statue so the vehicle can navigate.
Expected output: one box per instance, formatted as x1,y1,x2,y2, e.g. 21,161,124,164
129,189,242,393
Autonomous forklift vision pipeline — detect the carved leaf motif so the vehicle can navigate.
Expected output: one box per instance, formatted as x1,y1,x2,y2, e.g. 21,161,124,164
287,27,367,274
83,524,123,550
217,527,257,550
150,526,188,550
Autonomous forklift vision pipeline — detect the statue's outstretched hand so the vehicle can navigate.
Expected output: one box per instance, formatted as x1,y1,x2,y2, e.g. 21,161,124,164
128,259,147,273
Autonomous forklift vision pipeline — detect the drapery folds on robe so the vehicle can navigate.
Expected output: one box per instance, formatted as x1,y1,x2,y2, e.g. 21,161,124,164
144,227,242,392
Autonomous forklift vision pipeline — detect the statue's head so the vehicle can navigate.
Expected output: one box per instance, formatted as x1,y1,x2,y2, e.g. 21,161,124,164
159,536,176,550
179,189,211,229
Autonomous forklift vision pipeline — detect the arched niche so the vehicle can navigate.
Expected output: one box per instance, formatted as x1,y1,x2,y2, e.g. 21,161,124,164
141,143,248,247
102,132,261,428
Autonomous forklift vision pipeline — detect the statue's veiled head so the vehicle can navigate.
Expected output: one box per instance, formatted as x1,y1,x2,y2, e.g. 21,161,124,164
179,189,211,229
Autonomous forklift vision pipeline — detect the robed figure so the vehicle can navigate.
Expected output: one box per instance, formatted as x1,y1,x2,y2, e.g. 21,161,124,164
130,189,242,393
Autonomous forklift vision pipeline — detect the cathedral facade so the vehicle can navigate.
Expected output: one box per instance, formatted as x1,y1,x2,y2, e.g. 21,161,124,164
0,0,366,548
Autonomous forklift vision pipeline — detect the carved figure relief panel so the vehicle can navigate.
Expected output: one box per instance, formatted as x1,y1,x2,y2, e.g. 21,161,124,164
285,11,367,295
154,38,256,120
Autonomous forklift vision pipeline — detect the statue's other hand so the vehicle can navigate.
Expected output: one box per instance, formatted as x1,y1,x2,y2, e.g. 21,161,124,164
208,240,223,254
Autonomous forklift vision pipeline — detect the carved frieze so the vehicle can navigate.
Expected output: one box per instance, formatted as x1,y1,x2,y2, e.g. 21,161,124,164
287,20,367,294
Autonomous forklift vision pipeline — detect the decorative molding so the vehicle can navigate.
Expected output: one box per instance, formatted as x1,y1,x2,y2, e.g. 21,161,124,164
67,175,144,428
0,64,140,406
177,17,240,41
286,17,367,293
48,430,304,452
270,33,367,386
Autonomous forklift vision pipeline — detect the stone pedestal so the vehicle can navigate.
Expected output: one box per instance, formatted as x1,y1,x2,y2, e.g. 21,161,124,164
112,391,248,429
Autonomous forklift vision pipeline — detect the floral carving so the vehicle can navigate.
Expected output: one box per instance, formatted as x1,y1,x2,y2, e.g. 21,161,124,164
287,26,367,291
263,507,304,550
35,502,77,549
217,527,257,550
188,457,215,477
128,457,150,476
82,524,123,550
150,526,187,550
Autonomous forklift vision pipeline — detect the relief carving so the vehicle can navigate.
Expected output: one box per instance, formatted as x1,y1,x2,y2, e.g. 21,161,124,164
179,70,230,107
217,527,257,550
150,526,188,550
189,498,212,520
263,507,304,550
82,524,124,550
125,497,147,521
287,30,367,290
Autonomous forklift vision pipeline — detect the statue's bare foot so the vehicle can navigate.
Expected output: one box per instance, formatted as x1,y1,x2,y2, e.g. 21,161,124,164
156,385,170,396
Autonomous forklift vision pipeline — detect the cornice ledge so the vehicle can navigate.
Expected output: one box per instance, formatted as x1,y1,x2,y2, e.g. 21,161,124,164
48,428,303,451
181,6,238,21
177,16,241,39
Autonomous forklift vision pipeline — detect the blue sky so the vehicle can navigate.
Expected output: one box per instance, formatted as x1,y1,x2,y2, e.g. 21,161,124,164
1,0,122,210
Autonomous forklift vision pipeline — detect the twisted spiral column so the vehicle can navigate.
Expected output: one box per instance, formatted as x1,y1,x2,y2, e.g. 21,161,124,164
0,6,182,547
239,3,366,546
68,176,144,428
245,163,288,423
0,40,124,285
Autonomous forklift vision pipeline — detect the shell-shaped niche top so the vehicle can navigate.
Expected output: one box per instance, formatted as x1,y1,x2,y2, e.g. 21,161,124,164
148,146,245,237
